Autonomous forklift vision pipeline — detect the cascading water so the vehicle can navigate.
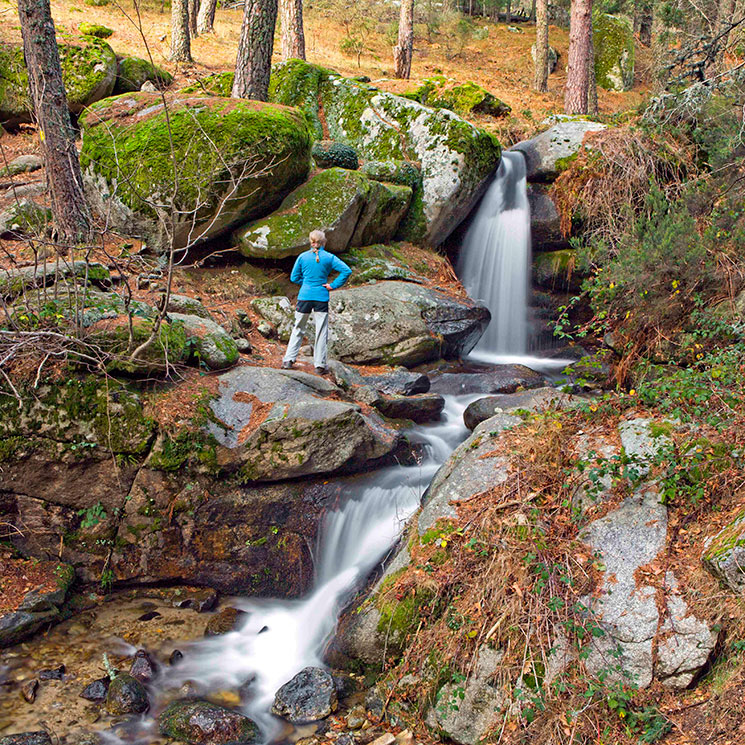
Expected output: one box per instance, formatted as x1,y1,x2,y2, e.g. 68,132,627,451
107,395,480,744
457,150,531,359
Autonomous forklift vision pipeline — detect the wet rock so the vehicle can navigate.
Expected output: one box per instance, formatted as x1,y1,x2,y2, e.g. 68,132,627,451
170,649,184,665
133,585,218,612
272,667,338,723
0,734,53,745
528,185,565,250
21,679,38,703
204,607,247,636
510,118,607,182
463,387,579,430
129,649,157,683
373,392,445,423
703,509,745,594
105,673,149,715
429,365,544,396
137,610,162,621
656,573,719,688
80,676,110,702
332,672,360,699
159,699,260,744
38,664,65,680
206,365,404,481
0,609,60,648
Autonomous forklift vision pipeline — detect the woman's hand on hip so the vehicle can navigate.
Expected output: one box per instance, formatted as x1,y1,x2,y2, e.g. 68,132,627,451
323,283,332,290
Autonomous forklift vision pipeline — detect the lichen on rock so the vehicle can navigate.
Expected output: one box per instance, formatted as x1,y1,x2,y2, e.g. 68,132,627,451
593,13,635,91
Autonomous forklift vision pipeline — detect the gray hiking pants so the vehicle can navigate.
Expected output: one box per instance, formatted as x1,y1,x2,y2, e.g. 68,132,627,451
283,308,329,369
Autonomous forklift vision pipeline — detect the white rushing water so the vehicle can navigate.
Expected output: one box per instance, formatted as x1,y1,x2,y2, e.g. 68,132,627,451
457,151,531,359
109,395,479,743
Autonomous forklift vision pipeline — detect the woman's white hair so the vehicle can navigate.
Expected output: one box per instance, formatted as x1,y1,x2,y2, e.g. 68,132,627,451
309,229,326,244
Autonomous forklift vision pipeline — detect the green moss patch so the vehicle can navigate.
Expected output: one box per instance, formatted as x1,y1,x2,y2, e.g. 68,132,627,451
594,13,635,91
79,22,113,38
114,56,173,94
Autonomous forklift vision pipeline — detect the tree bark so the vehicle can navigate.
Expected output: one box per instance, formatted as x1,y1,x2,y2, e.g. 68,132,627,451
280,0,305,60
506,0,512,24
393,0,415,79
188,0,199,36
564,0,593,114
17,0,91,243
232,0,278,100
587,20,598,114
196,0,217,34
171,0,192,61
533,0,549,91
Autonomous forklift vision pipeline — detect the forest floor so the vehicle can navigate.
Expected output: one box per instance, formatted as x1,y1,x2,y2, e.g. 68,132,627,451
0,0,648,144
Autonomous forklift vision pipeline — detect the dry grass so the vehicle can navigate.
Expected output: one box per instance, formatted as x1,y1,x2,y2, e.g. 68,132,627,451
0,0,648,143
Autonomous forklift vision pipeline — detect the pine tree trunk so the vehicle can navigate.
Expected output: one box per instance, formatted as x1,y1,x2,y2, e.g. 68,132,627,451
188,0,199,36
506,0,512,24
232,0,278,101
196,0,217,34
280,0,305,60
564,0,593,114
587,21,598,114
171,0,192,61
17,0,91,243
393,0,415,79
533,0,549,91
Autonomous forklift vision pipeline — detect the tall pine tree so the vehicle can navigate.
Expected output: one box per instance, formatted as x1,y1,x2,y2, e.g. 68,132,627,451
233,0,279,100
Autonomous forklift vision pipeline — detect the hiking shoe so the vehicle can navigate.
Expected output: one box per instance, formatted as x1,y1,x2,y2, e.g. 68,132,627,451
315,366,327,374
281,360,294,369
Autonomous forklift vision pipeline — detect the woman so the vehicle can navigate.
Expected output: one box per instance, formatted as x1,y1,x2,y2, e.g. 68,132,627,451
281,230,351,374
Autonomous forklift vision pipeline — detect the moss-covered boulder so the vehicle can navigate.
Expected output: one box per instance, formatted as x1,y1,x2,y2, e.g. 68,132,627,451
267,60,501,245
312,140,359,170
234,168,411,259
405,75,511,119
80,92,312,251
79,23,114,38
0,38,117,125
0,200,52,239
594,13,634,91
181,71,235,97
533,249,582,291
113,56,173,94
361,159,421,189
168,313,239,370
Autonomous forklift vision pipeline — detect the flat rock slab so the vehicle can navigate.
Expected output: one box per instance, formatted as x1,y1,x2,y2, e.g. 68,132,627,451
430,365,545,396
208,365,403,480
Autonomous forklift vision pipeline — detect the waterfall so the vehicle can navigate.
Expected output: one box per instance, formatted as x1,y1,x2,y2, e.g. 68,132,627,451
456,151,531,359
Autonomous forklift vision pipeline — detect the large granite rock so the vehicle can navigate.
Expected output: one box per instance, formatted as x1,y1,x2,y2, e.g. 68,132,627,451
206,365,404,481
234,168,411,259
253,283,489,367
510,119,607,182
404,76,511,119
80,92,312,251
113,55,173,94
268,60,501,244
0,38,117,126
